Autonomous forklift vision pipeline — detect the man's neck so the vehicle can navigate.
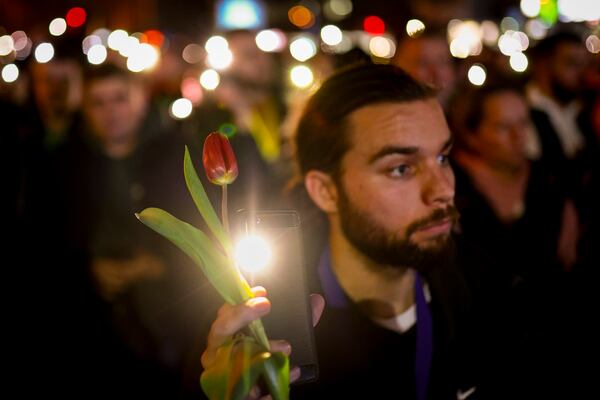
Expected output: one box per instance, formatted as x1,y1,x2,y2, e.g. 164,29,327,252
328,222,416,318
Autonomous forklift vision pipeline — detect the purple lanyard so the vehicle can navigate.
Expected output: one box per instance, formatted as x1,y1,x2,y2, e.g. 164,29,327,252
415,272,433,400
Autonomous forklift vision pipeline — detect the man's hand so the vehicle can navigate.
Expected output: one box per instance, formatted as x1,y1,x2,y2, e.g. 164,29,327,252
201,287,325,399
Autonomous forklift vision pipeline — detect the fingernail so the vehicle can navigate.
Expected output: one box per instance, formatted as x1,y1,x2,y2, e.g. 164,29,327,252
277,340,292,356
248,297,270,312
289,366,301,382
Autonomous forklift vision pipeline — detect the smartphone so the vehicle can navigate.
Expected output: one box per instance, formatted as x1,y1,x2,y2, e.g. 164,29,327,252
235,209,318,384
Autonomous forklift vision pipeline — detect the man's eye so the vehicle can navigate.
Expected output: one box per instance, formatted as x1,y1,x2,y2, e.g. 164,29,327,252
437,154,450,166
390,165,410,177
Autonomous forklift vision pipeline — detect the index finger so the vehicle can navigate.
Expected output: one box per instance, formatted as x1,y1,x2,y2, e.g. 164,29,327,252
202,296,271,367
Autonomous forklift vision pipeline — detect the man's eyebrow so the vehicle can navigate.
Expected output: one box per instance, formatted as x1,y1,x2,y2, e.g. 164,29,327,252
368,136,453,164
441,137,454,152
368,146,419,164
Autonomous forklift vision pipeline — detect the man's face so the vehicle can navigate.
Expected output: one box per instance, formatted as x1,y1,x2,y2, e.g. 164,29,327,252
471,91,531,170
334,100,457,271
549,42,588,103
395,38,456,104
84,77,146,146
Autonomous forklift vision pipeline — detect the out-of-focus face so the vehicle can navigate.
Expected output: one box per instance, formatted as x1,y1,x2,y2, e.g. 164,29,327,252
549,42,588,103
394,37,456,103
333,100,458,269
227,32,275,86
471,91,531,170
31,59,82,116
84,76,147,147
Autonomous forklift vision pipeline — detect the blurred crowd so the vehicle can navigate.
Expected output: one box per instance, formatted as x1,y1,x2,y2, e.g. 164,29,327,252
2,14,599,399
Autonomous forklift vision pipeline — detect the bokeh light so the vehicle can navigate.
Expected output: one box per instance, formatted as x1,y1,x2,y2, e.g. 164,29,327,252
498,31,527,56
288,5,314,29
118,36,140,58
66,7,87,28
586,35,600,54
49,18,67,36
82,35,102,54
205,36,229,54
500,16,519,32
1,63,19,83
558,0,600,22
87,44,107,65
525,19,548,40
255,29,286,52
0,35,14,56
289,36,317,62
182,44,204,64
509,52,528,72
200,69,220,90
108,29,129,51
520,0,541,18
363,16,385,35
480,20,500,46
290,65,314,88
181,77,204,104
92,28,111,46
321,25,343,46
323,0,353,21
406,19,426,37
207,48,233,70
369,36,396,58
448,20,483,58
127,43,160,72
467,64,486,86
170,98,193,119
34,42,54,63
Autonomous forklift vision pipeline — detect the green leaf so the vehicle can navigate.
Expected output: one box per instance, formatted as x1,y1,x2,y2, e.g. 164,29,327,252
260,350,290,400
184,146,233,255
136,207,250,305
200,336,289,400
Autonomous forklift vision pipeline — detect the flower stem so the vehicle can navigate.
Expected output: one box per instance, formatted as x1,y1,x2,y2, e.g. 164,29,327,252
221,184,230,236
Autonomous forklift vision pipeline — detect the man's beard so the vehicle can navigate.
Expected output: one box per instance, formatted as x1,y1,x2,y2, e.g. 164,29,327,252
337,187,459,275
551,79,579,104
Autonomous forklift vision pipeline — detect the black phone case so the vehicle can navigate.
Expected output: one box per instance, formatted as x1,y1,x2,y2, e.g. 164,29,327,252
236,209,319,384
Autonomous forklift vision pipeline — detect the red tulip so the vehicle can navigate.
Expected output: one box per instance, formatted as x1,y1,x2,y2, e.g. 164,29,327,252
203,132,238,185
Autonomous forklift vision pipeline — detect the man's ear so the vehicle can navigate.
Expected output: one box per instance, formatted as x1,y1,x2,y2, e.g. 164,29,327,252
304,170,339,214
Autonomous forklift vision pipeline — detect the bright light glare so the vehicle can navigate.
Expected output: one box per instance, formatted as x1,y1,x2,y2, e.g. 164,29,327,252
289,36,317,62
290,65,314,88
207,48,233,70
34,42,54,63
87,44,107,65
49,18,67,36
235,235,272,273
127,43,160,72
369,36,395,58
1,63,19,83
0,35,14,56
170,98,193,119
200,69,220,90
510,52,528,72
321,25,343,46
468,64,487,86
558,0,600,22
520,0,541,18
119,36,140,57
108,29,129,50
406,19,426,37
255,29,286,52
205,36,229,54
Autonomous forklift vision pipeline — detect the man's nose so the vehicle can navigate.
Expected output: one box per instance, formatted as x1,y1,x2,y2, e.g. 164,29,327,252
421,165,455,206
